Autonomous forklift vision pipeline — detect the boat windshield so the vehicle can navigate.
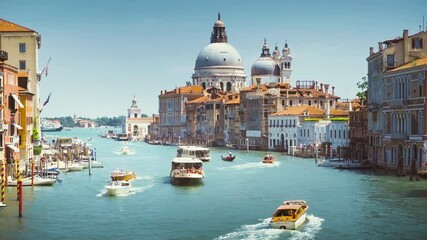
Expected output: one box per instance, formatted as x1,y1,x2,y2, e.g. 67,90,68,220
275,209,295,217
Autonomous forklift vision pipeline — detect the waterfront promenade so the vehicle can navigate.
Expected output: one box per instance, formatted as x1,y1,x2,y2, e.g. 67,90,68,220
1,128,426,240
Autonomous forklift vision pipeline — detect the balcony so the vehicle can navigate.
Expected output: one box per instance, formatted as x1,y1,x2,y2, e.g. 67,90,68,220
10,135,20,144
390,133,408,140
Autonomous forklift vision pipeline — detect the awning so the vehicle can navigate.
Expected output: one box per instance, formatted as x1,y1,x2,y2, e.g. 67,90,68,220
12,123,23,130
11,94,24,108
6,144,20,152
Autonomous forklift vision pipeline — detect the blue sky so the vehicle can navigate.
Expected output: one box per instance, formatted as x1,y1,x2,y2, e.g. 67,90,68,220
2,0,426,118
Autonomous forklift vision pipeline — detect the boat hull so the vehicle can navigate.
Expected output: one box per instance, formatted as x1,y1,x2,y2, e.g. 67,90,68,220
110,173,136,181
41,126,64,132
105,185,132,196
170,169,204,185
6,177,56,186
270,212,307,230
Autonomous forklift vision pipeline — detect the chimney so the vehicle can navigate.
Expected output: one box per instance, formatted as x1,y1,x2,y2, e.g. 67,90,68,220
324,84,330,97
332,86,335,96
403,29,408,38
378,42,383,51
160,90,163,95
369,47,374,56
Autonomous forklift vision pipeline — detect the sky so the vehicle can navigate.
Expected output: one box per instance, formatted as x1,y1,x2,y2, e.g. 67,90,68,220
2,0,427,118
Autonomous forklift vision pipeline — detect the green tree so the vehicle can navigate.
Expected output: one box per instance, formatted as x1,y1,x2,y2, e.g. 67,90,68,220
356,77,367,103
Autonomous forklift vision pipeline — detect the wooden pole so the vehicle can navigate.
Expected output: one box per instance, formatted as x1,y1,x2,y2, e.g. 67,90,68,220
0,161,6,207
18,181,22,217
31,159,34,187
16,157,20,200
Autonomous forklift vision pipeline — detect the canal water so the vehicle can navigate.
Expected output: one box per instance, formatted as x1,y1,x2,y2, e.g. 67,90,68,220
1,128,427,240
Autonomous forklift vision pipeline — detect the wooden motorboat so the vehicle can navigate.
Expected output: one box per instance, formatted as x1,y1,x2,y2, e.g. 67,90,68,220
110,169,136,181
270,200,309,230
262,153,275,164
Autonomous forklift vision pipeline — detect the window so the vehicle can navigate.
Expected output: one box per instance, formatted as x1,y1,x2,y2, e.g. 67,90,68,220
19,43,26,53
19,60,26,70
386,55,395,67
412,38,423,49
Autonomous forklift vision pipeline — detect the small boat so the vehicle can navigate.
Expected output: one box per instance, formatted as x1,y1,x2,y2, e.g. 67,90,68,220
67,163,84,171
120,145,129,155
105,180,132,196
110,169,136,181
270,200,309,230
170,157,204,184
79,160,104,168
221,154,235,161
334,160,372,169
262,152,275,164
317,158,347,167
6,175,57,186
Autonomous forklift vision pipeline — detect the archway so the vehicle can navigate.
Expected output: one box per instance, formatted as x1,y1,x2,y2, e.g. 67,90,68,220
410,144,419,181
226,82,232,92
397,143,405,176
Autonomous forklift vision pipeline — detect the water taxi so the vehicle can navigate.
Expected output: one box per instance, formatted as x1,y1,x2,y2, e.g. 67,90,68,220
105,180,132,196
262,152,275,164
170,157,204,184
317,158,347,167
270,200,309,230
110,169,136,181
176,146,211,161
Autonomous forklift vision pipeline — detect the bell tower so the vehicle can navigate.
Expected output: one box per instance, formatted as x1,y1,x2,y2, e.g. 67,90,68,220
280,41,292,84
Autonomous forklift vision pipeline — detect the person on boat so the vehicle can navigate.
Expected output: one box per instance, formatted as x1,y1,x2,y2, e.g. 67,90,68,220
229,152,232,157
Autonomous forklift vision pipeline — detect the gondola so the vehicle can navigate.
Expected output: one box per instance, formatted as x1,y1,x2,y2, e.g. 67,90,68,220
221,155,235,161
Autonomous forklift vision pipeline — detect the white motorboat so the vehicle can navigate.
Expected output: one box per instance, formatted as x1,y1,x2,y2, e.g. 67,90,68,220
105,180,132,196
176,146,211,161
6,175,57,186
68,163,84,171
79,160,104,168
270,200,309,230
170,157,204,184
317,158,348,167
120,145,129,155
334,160,373,169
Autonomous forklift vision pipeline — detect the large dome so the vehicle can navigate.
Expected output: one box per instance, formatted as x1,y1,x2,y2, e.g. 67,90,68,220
195,42,243,70
251,57,280,76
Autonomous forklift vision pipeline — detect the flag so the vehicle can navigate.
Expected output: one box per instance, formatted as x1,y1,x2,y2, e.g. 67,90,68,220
42,93,52,107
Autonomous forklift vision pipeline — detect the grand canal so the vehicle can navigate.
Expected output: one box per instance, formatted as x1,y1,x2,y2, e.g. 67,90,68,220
1,128,427,239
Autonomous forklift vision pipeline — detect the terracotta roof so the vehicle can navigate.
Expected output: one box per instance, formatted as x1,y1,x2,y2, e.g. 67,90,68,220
0,18,35,32
179,85,204,94
225,96,240,105
272,105,324,117
330,109,348,117
187,95,210,104
388,57,427,72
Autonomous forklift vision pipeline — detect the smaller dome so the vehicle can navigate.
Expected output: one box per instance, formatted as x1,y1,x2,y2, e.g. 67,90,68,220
214,20,225,27
251,57,280,76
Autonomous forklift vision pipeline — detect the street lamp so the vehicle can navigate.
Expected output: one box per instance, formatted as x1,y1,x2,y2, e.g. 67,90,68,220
178,136,181,146
246,138,249,152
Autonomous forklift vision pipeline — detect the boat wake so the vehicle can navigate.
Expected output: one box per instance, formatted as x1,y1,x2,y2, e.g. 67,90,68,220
214,215,324,240
218,161,281,171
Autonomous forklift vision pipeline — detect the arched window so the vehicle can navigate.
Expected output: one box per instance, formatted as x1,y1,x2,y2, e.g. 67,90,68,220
227,82,232,92
220,82,224,91
202,82,206,89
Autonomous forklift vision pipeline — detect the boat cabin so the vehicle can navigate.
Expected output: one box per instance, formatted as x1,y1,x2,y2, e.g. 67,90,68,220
273,204,306,220
171,157,203,170
176,146,211,161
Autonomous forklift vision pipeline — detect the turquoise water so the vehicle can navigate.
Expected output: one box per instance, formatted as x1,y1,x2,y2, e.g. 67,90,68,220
1,128,427,240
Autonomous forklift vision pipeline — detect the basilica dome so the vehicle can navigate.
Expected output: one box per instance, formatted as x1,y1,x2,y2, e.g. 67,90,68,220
251,57,280,76
251,39,280,76
195,42,243,70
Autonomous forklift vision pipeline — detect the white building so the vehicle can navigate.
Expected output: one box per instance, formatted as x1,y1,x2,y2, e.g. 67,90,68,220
125,97,153,141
